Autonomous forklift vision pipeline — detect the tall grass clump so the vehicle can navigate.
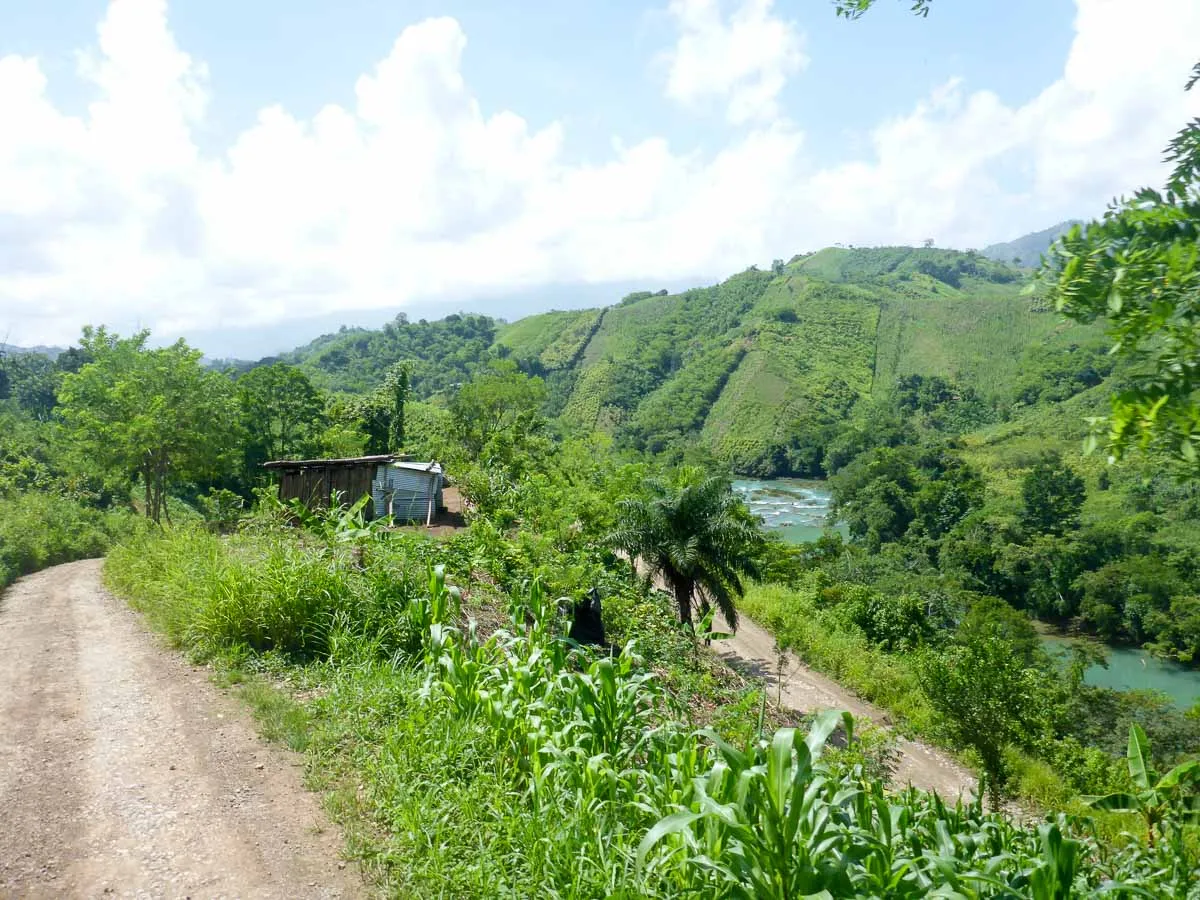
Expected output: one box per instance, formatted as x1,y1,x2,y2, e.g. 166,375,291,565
105,525,442,660
0,490,132,590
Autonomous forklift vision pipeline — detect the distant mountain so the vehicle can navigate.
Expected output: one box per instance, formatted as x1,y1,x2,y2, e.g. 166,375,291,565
0,343,64,359
981,220,1082,268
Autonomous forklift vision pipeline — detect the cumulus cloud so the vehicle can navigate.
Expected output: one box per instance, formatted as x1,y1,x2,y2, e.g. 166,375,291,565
662,0,806,124
0,0,1197,347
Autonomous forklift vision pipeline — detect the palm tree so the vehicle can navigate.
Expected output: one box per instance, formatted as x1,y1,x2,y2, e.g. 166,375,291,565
610,467,764,632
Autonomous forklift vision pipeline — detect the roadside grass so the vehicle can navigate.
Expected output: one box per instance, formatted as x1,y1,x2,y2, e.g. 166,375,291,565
739,582,937,733
105,524,1194,896
104,525,781,894
0,490,134,590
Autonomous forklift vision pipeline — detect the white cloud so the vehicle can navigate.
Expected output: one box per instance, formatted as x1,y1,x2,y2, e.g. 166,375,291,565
807,0,1200,249
662,0,806,124
0,0,1198,348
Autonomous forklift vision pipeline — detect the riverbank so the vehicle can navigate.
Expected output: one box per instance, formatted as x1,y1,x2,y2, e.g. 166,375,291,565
1037,627,1200,710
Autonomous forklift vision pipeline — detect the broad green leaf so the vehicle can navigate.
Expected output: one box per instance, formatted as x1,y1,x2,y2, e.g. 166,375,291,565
1127,724,1152,790
1156,758,1200,791
636,810,702,866
806,709,852,760
1083,792,1141,813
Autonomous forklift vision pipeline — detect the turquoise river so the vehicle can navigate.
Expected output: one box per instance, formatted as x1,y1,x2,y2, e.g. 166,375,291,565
735,478,1200,710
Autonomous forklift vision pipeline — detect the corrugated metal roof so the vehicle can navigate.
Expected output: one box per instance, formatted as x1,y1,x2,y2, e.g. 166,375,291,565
390,461,443,475
262,453,410,470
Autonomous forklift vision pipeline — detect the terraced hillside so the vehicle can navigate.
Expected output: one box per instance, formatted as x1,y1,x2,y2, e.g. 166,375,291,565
282,246,1108,476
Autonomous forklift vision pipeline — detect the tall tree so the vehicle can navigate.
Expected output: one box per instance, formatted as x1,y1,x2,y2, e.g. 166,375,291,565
449,359,547,457
58,328,241,523
1049,64,1200,466
610,467,763,631
385,361,413,452
236,362,325,463
1020,451,1085,536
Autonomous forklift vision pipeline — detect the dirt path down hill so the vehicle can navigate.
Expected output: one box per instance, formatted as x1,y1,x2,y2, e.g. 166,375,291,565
0,560,364,900
624,553,977,799
711,612,977,800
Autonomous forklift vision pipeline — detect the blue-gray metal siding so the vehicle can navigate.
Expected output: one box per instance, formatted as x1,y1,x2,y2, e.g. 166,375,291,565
371,465,443,521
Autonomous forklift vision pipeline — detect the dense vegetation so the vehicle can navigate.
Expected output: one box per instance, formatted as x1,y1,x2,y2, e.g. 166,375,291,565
0,363,134,588
104,513,1199,896
4,193,1200,896
281,246,1099,480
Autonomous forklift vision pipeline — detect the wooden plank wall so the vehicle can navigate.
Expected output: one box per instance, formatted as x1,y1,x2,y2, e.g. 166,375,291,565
277,464,379,519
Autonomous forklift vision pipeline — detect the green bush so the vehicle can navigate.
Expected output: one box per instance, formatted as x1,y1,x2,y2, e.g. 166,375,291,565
0,491,132,589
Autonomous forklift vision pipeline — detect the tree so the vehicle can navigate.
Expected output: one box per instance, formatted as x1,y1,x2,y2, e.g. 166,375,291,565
58,328,241,523
2,353,59,421
1049,64,1200,466
1085,723,1200,847
385,361,413,451
1021,452,1085,535
829,446,920,550
919,628,1044,806
236,362,324,463
353,393,393,455
449,359,547,457
609,467,764,631
834,0,933,18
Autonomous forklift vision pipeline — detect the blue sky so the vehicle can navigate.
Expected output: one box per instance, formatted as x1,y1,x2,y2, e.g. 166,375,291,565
3,0,1074,163
0,0,1195,356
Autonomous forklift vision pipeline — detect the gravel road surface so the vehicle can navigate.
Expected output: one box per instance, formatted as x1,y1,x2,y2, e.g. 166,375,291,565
0,559,364,900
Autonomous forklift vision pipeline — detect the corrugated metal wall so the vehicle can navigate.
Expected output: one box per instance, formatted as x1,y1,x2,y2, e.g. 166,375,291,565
371,466,444,521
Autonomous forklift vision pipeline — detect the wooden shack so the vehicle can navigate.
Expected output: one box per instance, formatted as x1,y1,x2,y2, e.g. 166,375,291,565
262,454,446,524
263,454,404,520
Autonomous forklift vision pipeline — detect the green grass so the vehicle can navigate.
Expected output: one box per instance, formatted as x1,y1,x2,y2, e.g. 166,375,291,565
104,524,1198,897
0,491,133,590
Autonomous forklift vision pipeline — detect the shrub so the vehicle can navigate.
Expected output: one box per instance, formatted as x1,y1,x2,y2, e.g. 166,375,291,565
0,491,132,590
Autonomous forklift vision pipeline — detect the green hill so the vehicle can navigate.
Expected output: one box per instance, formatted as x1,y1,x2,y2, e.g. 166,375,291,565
279,245,1108,476
981,220,1081,268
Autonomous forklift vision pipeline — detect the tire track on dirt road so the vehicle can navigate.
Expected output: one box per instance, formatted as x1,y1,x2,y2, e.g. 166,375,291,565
0,559,364,900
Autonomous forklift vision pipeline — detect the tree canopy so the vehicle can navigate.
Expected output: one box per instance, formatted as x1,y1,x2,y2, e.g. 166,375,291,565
1049,64,1200,467
58,328,241,523
610,467,763,631
236,362,325,464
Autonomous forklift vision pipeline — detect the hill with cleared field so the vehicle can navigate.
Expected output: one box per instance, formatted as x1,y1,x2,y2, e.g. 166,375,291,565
283,245,1110,476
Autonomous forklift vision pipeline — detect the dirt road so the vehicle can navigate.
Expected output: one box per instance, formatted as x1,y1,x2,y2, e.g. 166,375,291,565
712,612,977,800
0,560,363,900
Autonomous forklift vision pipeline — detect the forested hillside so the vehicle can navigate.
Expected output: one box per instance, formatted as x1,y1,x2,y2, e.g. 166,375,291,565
285,245,1108,477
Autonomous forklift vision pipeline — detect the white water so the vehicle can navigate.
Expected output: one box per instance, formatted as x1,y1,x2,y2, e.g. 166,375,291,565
732,478,845,544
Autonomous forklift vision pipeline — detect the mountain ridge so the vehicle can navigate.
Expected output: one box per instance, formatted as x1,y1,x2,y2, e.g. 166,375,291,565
278,243,1108,477
981,220,1082,267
